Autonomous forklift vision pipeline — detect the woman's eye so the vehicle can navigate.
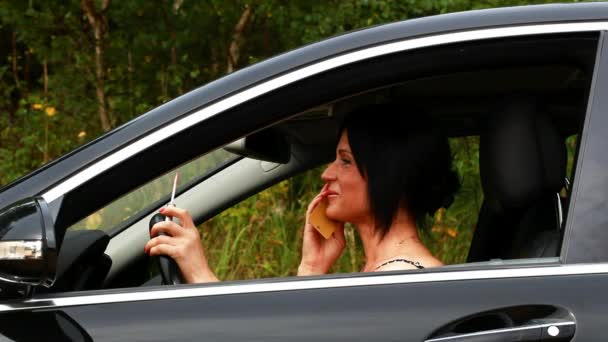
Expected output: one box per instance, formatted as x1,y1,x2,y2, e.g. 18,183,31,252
340,158,351,165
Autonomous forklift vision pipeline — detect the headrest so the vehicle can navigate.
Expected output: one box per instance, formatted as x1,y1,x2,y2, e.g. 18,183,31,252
480,98,566,213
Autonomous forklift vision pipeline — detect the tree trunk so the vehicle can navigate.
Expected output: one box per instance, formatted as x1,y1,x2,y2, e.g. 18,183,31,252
161,2,184,95
227,6,252,74
24,49,30,96
171,44,183,95
43,59,48,94
11,31,20,89
128,50,134,117
82,0,111,132
43,58,49,163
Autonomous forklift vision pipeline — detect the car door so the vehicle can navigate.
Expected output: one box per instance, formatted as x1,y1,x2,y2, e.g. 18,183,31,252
2,9,608,342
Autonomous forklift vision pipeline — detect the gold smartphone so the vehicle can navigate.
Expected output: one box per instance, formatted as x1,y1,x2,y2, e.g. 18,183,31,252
309,198,340,239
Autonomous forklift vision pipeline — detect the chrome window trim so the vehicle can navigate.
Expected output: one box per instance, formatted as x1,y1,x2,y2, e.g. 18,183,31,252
42,21,608,203
2,262,608,313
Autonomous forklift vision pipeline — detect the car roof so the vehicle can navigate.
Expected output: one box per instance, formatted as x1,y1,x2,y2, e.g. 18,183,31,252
1,2,607,204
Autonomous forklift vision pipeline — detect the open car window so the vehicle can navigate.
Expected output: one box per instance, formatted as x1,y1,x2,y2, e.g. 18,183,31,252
111,32,596,288
36,31,599,292
197,137,482,281
195,130,577,281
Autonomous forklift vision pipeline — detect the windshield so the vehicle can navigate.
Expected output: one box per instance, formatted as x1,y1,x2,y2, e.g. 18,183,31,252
68,149,237,235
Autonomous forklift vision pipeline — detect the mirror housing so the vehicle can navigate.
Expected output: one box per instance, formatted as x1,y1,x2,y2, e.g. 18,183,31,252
224,129,290,164
0,197,58,288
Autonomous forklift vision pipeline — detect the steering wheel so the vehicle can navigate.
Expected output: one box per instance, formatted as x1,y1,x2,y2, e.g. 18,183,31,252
149,213,183,285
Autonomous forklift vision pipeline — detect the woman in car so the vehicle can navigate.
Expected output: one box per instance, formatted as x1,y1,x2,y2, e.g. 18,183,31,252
145,104,460,283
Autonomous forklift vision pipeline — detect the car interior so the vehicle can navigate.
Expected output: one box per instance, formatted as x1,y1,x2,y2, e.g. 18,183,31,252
25,32,598,295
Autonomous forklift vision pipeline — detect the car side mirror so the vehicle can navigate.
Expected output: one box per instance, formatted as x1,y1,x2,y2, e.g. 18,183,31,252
0,197,58,289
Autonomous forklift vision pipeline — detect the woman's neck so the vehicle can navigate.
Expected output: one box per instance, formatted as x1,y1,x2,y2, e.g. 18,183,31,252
355,211,422,272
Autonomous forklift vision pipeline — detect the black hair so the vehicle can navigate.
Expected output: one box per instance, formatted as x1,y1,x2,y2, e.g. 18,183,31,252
340,103,460,237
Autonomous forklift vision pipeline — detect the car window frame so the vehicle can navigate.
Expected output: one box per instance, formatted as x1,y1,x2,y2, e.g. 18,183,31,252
113,27,595,284
2,22,607,310
69,24,605,278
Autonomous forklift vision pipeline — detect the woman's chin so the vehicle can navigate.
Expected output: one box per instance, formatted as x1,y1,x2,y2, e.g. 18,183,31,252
325,206,344,222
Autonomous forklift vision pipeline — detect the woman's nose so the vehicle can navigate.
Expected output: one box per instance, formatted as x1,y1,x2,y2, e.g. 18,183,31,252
321,162,336,182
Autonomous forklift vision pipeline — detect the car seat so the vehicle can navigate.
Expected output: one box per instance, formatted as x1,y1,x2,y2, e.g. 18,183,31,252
467,98,566,262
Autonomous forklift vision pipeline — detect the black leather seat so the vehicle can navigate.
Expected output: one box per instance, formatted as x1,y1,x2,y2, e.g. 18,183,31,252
467,98,566,262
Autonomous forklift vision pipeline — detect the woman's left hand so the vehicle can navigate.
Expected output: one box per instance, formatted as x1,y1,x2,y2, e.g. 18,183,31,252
298,184,346,276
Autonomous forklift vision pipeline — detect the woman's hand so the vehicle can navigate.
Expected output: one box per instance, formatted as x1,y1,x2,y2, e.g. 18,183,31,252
144,206,218,283
298,184,346,276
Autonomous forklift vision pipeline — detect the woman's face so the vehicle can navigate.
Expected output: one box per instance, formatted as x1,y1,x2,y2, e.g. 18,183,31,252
321,131,370,223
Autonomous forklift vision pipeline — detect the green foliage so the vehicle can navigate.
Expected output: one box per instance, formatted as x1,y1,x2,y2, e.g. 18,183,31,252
0,0,584,186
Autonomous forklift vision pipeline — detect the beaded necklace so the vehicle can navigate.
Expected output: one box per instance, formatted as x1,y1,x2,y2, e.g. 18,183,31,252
375,258,424,270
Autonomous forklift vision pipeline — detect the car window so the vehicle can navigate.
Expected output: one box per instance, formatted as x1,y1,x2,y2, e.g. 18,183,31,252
196,137,479,281
198,128,580,282
142,35,594,283
67,149,237,235
64,32,597,291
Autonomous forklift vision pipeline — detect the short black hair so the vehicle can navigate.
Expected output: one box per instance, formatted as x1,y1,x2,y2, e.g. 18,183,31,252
341,103,459,237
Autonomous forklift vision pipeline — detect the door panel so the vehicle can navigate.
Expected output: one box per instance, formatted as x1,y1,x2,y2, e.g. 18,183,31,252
2,272,604,341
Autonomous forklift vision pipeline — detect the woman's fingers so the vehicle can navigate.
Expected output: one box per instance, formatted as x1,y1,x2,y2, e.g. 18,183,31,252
160,206,194,227
145,234,194,260
307,184,330,213
148,244,178,258
307,192,329,216
150,220,186,238
144,235,174,253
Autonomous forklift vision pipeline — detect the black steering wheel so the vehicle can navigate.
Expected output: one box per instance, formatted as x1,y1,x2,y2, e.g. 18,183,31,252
149,213,183,285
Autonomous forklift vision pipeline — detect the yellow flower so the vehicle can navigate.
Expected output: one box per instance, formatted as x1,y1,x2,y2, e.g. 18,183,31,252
446,228,458,238
85,213,103,229
78,131,87,139
45,107,57,117
32,103,43,110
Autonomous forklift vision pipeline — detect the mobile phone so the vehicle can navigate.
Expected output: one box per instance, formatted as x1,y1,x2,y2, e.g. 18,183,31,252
309,198,340,239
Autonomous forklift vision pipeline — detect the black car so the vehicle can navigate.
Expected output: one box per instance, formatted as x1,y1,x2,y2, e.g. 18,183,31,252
1,3,608,341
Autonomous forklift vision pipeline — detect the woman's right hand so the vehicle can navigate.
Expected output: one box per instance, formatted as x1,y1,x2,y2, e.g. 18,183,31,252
144,206,218,283
298,184,346,276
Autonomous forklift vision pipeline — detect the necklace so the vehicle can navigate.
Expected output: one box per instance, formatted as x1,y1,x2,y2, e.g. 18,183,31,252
374,258,424,270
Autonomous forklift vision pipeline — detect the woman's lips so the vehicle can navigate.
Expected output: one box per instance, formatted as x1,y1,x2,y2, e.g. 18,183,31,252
326,190,339,199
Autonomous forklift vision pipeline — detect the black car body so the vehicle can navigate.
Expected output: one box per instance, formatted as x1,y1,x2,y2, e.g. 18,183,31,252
2,3,608,341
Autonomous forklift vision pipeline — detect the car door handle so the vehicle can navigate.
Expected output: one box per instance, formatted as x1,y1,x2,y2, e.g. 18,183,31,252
424,319,576,342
